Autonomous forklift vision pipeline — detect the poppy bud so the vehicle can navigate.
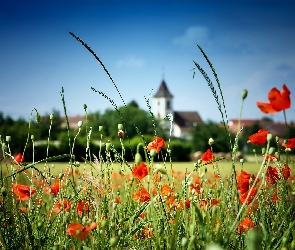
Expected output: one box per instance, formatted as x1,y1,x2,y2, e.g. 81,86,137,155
36,113,42,123
135,153,142,165
267,133,273,142
78,121,83,128
150,149,157,157
118,130,124,138
154,164,167,175
110,236,119,247
118,124,123,130
181,237,188,247
101,220,108,229
241,89,248,100
208,138,214,146
83,104,87,110
105,142,111,151
268,147,275,155
50,114,54,120
6,136,11,142
99,126,103,132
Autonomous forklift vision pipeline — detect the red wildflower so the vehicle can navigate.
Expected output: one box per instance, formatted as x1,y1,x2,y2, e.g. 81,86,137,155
257,84,291,114
52,200,72,213
132,162,149,179
147,136,165,153
247,129,270,145
190,176,201,194
133,187,150,203
66,222,98,241
266,164,291,184
237,171,258,204
13,184,36,201
201,149,215,163
77,200,89,217
238,217,254,233
14,153,24,164
239,189,258,205
44,179,60,195
282,138,295,149
161,184,175,205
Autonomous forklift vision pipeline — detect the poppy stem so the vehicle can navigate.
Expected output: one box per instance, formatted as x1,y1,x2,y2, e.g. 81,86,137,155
283,109,289,140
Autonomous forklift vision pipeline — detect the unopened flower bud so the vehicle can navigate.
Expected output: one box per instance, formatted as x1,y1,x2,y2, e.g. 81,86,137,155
267,133,273,142
50,114,54,120
154,164,167,175
118,130,124,138
5,136,11,142
99,126,103,132
36,113,42,123
83,104,87,110
208,138,214,146
118,124,123,130
78,121,83,128
268,147,275,155
241,89,248,100
110,236,119,247
150,149,157,157
135,153,142,165
105,142,111,151
181,237,189,247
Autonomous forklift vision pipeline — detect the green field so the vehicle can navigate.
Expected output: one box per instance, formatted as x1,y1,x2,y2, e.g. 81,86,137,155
36,160,261,176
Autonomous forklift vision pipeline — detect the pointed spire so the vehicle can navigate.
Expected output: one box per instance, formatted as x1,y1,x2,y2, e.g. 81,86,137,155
154,79,173,98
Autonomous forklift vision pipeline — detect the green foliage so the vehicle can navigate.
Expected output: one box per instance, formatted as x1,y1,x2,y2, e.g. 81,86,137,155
190,121,234,152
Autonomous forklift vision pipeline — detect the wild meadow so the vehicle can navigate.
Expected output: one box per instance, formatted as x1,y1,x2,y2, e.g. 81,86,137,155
0,33,294,249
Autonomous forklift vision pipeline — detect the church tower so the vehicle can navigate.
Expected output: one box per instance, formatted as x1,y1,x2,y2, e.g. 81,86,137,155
152,79,174,132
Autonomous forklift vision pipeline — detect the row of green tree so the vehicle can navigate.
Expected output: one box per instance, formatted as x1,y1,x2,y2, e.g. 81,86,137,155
1,101,294,162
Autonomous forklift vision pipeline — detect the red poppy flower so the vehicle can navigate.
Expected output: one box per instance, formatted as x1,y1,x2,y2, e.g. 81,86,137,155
133,187,150,203
201,149,215,163
247,129,270,145
257,84,291,114
132,162,149,179
14,153,24,164
66,222,98,241
13,184,36,201
147,136,165,153
282,138,295,149
239,188,258,205
237,171,258,204
238,217,254,233
77,200,89,217
44,179,60,195
266,164,291,184
52,200,72,213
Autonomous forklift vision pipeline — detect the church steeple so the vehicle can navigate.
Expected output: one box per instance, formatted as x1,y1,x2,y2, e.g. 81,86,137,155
152,77,174,132
153,80,173,98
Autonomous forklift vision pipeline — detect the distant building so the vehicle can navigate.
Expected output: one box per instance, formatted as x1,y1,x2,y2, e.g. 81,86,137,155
228,119,294,138
152,79,202,140
61,115,85,130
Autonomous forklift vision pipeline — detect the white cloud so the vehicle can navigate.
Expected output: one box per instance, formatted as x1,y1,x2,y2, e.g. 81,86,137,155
116,55,146,69
173,26,209,47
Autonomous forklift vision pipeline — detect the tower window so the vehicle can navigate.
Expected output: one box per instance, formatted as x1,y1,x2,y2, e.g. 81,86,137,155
166,100,170,109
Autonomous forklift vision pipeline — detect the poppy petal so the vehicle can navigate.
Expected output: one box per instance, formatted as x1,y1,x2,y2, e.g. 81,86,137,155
256,102,278,114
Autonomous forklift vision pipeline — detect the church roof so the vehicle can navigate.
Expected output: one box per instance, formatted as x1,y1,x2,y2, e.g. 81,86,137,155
174,111,203,129
154,80,173,98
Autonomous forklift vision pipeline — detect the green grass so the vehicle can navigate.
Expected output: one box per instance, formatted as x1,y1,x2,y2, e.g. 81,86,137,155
36,159,263,176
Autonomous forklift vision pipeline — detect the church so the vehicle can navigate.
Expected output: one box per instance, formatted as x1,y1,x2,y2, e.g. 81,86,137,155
152,79,203,140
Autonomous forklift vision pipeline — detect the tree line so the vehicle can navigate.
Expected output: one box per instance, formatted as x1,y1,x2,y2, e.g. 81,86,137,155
1,101,294,162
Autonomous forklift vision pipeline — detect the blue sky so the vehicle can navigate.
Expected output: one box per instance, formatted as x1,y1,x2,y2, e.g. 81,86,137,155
1,0,295,124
